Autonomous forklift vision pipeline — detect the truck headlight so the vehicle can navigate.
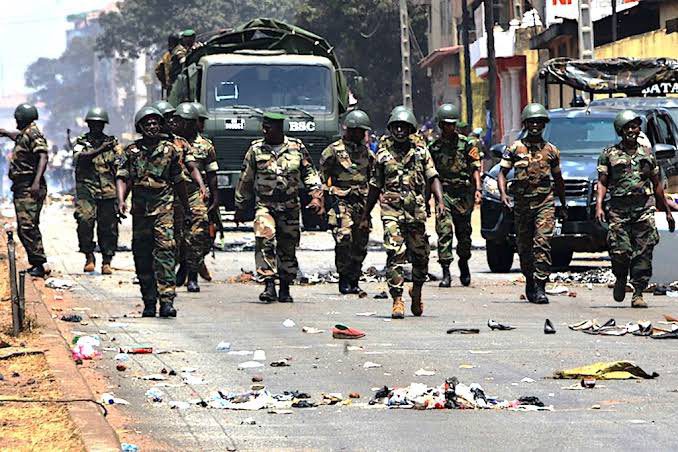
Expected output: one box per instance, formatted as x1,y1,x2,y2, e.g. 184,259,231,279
217,174,231,188
483,176,501,199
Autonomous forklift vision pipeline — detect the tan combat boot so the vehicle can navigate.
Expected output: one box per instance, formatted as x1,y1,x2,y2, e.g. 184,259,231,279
631,293,648,309
101,258,112,275
83,253,95,273
409,284,424,317
391,296,405,319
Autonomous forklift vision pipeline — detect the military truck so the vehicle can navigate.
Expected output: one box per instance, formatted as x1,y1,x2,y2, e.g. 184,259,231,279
168,19,352,226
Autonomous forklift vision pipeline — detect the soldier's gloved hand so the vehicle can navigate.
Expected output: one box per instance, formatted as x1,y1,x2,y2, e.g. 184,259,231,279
307,197,324,216
558,206,568,222
667,212,676,233
234,209,245,225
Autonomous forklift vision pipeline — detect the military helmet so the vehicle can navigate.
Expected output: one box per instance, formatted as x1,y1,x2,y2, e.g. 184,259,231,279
85,107,109,124
614,109,642,135
521,103,550,123
343,109,371,130
175,102,198,120
436,103,460,124
14,103,38,123
152,100,176,116
191,102,209,119
134,106,162,129
387,106,417,130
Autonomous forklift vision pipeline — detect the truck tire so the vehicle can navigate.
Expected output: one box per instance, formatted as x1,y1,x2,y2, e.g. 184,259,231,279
486,240,514,273
551,249,573,270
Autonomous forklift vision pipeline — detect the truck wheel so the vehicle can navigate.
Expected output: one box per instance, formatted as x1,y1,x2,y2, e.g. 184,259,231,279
551,249,574,270
486,240,514,273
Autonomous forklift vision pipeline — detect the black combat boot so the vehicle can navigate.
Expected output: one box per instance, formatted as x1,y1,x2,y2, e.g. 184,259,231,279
439,265,451,288
524,274,536,303
612,260,629,302
187,272,200,293
338,275,352,294
159,302,177,318
259,279,277,303
142,301,156,318
458,259,471,287
533,279,550,304
278,279,294,303
27,265,46,278
175,262,188,286
348,276,365,295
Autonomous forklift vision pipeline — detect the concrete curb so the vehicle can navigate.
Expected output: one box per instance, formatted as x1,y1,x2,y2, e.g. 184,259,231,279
28,277,121,452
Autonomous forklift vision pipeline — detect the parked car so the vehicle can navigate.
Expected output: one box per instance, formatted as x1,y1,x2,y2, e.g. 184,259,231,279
590,97,678,131
481,105,678,273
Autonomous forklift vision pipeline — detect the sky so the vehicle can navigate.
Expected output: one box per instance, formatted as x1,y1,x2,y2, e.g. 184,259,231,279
0,0,113,98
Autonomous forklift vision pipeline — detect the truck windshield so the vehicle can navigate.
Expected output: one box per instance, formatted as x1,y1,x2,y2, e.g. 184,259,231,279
544,116,618,154
206,64,333,113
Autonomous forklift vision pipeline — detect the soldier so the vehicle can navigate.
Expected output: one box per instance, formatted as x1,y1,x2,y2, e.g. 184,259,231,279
498,103,567,304
0,104,49,277
155,33,180,94
429,104,482,288
192,102,209,134
319,109,373,295
116,106,189,318
359,106,446,319
73,107,122,274
234,112,324,303
595,110,675,308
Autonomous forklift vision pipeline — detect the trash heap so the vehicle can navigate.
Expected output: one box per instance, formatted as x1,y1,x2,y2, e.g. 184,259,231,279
550,268,615,285
569,317,678,339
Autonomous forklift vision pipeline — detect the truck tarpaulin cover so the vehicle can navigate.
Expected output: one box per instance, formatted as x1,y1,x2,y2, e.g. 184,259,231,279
542,57,678,94
187,18,349,112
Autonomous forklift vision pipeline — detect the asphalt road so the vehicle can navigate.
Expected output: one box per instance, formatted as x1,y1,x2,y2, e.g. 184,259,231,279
39,201,678,451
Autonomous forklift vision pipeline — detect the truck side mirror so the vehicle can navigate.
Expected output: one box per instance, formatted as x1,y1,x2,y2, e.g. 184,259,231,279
654,143,677,160
352,75,366,99
490,144,507,159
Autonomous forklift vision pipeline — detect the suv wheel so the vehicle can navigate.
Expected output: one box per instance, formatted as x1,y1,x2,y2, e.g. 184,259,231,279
551,249,573,269
486,240,514,273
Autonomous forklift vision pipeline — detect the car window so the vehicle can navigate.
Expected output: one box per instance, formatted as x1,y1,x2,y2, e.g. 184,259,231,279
656,114,677,146
543,116,618,154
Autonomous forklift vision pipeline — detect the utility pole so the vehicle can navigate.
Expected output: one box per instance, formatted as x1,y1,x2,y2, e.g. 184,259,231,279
578,0,595,59
399,0,413,111
462,0,474,126
484,0,498,145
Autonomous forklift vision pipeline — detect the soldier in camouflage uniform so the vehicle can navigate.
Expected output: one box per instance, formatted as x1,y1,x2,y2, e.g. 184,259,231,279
116,106,189,318
234,112,324,303
320,109,373,295
430,104,482,288
498,103,567,304
596,110,675,308
0,104,49,277
360,106,446,319
73,107,122,275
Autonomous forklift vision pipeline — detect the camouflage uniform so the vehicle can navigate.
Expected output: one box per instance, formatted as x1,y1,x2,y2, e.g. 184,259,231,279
319,138,373,282
9,122,48,266
597,143,659,292
235,137,322,282
116,139,183,306
170,134,193,266
184,134,218,273
73,133,122,258
429,134,480,265
501,139,561,282
370,135,438,297
168,44,187,88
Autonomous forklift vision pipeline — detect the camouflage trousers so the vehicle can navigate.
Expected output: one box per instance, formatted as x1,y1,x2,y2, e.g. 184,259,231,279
173,200,186,265
607,206,659,292
329,199,369,280
515,198,554,282
254,205,300,282
435,189,474,265
132,211,176,305
74,192,118,257
383,219,430,298
12,186,47,266
184,191,210,273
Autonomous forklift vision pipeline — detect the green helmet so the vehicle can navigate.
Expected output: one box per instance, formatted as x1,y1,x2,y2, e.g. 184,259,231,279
614,110,642,135
191,102,209,119
152,100,176,116
387,106,417,130
85,107,109,124
134,106,162,130
521,103,550,123
436,103,460,124
14,103,38,123
175,102,198,120
343,109,371,130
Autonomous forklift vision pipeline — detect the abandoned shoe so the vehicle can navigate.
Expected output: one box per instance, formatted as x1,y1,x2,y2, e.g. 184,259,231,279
458,259,471,286
391,296,405,319
409,284,424,317
159,302,177,318
278,280,294,303
631,293,648,309
259,279,277,303
83,253,95,273
439,265,451,288
198,262,212,281
544,319,556,335
332,324,366,339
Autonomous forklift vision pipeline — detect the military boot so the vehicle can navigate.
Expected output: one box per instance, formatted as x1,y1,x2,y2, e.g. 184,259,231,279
533,279,550,304
278,279,294,303
187,272,200,293
524,275,536,303
348,276,366,296
613,271,628,302
159,301,177,318
458,259,471,287
439,265,451,288
142,301,156,318
391,296,405,319
27,265,46,278
83,253,95,273
631,292,648,309
338,275,352,294
198,262,212,281
101,256,113,275
175,262,188,286
259,279,277,303
409,283,424,316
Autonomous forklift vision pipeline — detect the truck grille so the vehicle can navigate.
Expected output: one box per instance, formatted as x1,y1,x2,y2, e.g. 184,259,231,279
564,179,590,198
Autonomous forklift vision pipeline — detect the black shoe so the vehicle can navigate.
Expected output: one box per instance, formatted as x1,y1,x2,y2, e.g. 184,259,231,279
278,280,294,303
525,276,536,303
439,265,451,288
259,280,277,303
142,302,156,318
176,263,187,286
544,319,556,334
533,280,550,304
348,277,365,296
613,273,627,302
338,275,352,294
27,265,46,278
159,302,177,318
187,272,200,293
458,259,471,287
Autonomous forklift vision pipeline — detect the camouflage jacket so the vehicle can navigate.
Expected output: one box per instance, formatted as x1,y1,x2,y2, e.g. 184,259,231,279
73,133,122,199
319,138,373,199
235,136,321,211
116,139,184,217
597,142,658,208
169,134,192,183
370,135,438,223
500,139,561,199
9,122,48,186
185,134,218,194
429,134,480,191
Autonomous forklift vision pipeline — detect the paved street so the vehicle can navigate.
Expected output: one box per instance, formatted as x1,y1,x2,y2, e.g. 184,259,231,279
41,201,678,451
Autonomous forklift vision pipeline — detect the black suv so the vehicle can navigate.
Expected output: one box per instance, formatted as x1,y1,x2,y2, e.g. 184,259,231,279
481,105,678,272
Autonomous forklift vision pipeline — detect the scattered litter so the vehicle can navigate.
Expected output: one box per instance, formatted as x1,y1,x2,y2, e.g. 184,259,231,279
238,361,264,370
550,268,614,285
71,336,100,360
521,377,536,383
252,375,263,383
629,419,648,424
364,361,382,369
253,350,266,361
590,404,601,410
169,400,190,410
141,374,168,381
145,388,164,402
60,314,83,323
446,328,480,334
216,342,231,351
302,326,324,334
114,353,129,362
346,345,364,351
283,319,296,328
270,359,290,367
332,324,366,339
101,392,129,405
241,417,257,425
459,364,476,369
487,320,515,331
554,361,658,380
298,271,339,285
227,270,255,283
581,378,596,389
182,373,207,385
374,291,388,299
119,345,153,354
349,392,360,399
355,312,377,317
45,278,75,289
228,350,253,356
546,285,569,295
320,393,344,405
116,363,127,372
415,368,436,377
121,443,139,452
569,319,674,338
